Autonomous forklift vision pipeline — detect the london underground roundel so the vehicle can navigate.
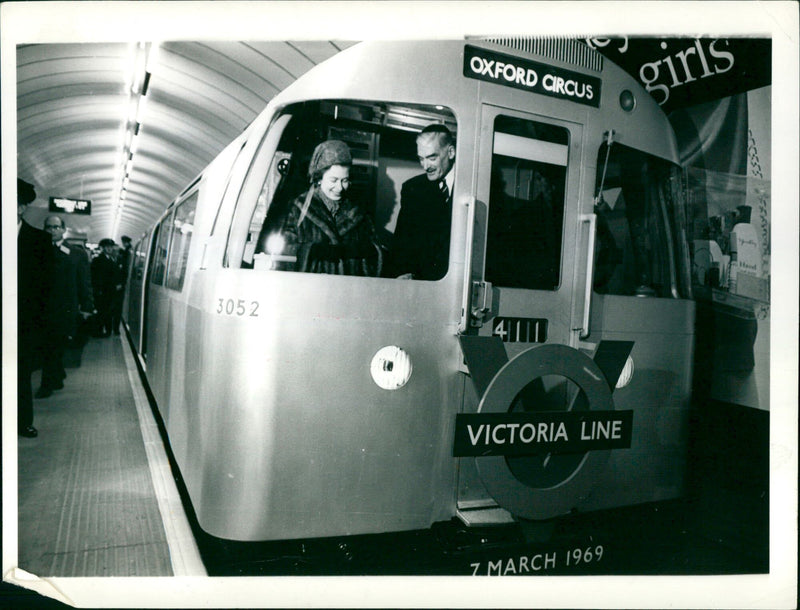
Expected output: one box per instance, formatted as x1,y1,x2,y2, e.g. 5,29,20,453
475,344,615,520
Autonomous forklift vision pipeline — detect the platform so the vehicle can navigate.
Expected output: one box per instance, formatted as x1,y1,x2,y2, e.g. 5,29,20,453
14,333,205,578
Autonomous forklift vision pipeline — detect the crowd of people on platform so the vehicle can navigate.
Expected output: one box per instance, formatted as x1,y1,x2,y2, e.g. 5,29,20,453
17,178,133,437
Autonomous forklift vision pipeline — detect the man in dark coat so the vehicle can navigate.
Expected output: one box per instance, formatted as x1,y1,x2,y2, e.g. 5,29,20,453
91,238,118,337
36,215,94,398
17,178,53,437
384,124,455,281
110,236,132,334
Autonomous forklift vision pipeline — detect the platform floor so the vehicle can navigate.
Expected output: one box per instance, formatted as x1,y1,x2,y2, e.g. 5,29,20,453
15,334,205,578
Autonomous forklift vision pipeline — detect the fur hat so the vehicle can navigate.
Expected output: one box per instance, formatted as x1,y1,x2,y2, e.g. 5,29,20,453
308,140,352,183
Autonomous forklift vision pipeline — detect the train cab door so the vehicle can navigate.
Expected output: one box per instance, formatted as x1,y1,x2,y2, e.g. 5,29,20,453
457,104,597,521
473,105,587,353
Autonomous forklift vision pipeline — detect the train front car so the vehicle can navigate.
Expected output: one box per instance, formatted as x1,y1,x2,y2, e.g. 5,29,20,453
137,39,694,543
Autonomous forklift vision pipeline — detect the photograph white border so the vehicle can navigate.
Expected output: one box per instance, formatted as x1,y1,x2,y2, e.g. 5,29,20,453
2,2,797,608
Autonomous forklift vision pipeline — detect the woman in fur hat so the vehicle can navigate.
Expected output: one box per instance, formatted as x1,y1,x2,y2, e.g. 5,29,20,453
279,139,382,276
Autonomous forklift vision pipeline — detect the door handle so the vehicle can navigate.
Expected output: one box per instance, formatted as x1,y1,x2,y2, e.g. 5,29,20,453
579,213,597,340
459,196,479,332
471,280,493,326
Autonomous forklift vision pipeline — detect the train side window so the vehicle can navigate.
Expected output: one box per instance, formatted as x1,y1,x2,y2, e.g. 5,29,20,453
149,214,172,286
134,234,149,280
592,142,690,298
165,192,199,291
485,116,568,290
236,99,456,279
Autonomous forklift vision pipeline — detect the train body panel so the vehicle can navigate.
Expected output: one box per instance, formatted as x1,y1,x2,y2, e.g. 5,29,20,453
182,271,469,539
125,39,696,541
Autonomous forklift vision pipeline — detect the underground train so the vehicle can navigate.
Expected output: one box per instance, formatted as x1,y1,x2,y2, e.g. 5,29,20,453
124,39,695,542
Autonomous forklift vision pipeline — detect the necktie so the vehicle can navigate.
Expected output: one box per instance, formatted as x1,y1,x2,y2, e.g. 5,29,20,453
439,179,448,200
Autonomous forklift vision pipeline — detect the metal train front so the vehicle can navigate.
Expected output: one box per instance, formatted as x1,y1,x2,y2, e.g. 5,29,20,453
127,40,694,542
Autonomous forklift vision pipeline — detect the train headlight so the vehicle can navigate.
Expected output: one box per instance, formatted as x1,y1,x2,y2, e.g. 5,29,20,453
370,346,412,390
619,89,636,112
616,355,634,388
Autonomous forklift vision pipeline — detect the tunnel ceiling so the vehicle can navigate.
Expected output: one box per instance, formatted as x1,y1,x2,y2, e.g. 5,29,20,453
16,37,770,245
16,41,354,244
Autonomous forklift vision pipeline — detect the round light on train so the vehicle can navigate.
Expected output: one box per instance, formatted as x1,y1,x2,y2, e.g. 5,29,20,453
265,233,285,254
619,89,636,112
370,346,412,390
616,355,635,389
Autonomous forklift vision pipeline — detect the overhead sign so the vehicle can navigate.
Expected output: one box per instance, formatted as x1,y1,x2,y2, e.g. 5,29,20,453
464,45,602,107
49,196,91,215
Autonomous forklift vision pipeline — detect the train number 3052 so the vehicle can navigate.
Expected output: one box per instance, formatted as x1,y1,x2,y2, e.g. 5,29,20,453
215,298,260,317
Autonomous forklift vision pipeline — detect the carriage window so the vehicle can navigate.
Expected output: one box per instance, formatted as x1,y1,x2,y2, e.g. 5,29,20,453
485,116,568,290
239,100,456,280
165,192,198,291
149,216,171,286
592,142,690,298
132,235,149,281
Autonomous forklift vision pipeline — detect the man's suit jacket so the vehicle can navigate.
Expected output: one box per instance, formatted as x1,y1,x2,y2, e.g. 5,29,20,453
18,221,54,354
385,173,452,281
48,244,94,339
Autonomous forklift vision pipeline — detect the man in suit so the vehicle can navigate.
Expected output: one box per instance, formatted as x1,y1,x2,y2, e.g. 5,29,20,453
36,215,95,398
384,124,455,281
91,238,118,337
17,179,53,437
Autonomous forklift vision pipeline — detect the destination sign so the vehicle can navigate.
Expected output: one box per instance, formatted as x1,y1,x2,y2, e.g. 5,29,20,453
49,196,91,215
464,45,602,107
453,410,633,457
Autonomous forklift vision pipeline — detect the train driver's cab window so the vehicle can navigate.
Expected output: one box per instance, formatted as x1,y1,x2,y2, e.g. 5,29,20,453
592,142,690,298
238,100,457,280
484,116,568,291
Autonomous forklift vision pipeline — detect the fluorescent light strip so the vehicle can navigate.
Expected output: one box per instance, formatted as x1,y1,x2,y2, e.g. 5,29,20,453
494,132,568,166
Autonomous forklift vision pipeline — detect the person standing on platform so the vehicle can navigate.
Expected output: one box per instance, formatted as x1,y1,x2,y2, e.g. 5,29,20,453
35,216,95,399
110,235,132,335
384,123,455,281
91,238,118,337
17,179,53,437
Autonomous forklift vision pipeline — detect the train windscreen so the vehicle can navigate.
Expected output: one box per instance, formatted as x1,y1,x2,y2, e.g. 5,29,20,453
592,142,691,298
